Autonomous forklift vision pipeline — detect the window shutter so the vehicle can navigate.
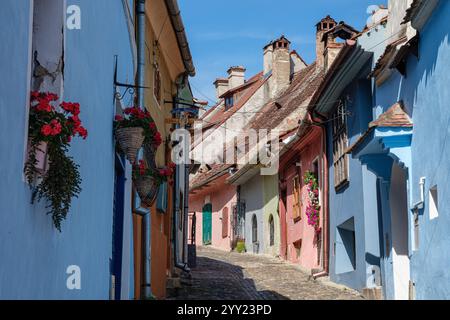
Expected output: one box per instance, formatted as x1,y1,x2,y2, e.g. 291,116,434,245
222,208,229,238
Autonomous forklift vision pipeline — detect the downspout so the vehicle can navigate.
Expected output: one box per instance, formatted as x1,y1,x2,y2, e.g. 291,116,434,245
136,0,152,300
312,124,329,279
172,74,190,272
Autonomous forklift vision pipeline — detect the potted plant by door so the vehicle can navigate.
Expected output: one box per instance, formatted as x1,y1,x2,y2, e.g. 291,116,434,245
25,91,88,231
114,107,160,164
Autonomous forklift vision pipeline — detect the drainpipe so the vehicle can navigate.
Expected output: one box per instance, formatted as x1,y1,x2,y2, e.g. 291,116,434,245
312,125,329,280
172,75,190,272
136,0,152,300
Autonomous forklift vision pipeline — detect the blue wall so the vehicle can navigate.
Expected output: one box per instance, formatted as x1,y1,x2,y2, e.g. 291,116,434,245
327,67,382,291
374,0,450,299
0,0,135,299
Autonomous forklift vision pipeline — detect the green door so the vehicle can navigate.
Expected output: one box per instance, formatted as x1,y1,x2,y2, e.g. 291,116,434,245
202,204,212,245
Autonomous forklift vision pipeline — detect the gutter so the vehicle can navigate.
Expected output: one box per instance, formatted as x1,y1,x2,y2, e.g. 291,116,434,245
164,0,196,77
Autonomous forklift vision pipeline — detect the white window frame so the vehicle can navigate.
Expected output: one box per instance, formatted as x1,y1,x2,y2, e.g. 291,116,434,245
24,0,66,181
429,185,439,220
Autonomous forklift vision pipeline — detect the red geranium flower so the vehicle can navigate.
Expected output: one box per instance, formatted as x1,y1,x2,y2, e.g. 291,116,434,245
41,124,52,137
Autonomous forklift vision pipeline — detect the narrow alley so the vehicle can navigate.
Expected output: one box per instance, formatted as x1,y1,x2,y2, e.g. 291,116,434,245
172,247,363,300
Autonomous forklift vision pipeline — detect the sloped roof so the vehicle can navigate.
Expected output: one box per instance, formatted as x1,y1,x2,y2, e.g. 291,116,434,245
249,63,324,133
204,72,266,127
346,101,413,154
402,0,423,24
189,164,233,191
369,101,412,128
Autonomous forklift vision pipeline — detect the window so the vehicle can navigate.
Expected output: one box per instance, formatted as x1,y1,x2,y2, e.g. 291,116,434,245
429,186,439,220
225,95,234,110
26,0,65,173
252,215,258,243
335,217,356,274
222,207,229,238
332,99,349,188
153,63,161,104
269,215,275,246
292,175,301,221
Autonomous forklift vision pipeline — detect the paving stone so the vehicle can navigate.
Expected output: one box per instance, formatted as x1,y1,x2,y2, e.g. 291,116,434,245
171,246,364,300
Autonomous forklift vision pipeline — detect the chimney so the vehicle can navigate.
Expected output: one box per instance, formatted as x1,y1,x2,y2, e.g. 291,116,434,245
263,43,273,76
227,66,246,90
214,78,229,100
271,35,291,96
316,15,337,68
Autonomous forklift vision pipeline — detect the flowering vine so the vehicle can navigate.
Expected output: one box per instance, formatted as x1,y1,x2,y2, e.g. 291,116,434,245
25,92,88,231
304,171,321,233
114,107,162,149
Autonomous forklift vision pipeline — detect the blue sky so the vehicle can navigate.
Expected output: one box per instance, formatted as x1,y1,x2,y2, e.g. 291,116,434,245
178,0,387,105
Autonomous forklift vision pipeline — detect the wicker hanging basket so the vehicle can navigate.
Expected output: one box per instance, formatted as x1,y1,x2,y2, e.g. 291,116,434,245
143,143,157,170
115,127,145,164
134,175,159,206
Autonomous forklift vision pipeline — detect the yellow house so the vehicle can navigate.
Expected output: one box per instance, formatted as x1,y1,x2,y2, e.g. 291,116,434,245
132,0,195,300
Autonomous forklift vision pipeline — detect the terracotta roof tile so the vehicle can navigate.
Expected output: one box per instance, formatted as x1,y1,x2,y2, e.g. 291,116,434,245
249,63,324,133
369,101,412,128
190,164,233,191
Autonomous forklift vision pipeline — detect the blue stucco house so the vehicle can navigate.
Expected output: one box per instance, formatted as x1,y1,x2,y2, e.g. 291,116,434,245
310,14,388,297
313,0,449,300
363,0,449,299
0,0,136,299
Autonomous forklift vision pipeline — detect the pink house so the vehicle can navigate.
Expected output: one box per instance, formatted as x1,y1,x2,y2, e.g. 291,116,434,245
189,165,236,251
279,115,329,274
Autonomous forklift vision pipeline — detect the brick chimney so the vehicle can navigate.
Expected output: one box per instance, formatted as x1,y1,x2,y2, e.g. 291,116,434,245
316,15,337,68
213,78,229,100
227,66,246,90
271,35,291,96
263,43,273,76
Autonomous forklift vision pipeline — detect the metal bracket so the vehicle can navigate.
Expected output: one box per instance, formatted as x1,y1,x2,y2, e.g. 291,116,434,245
114,55,149,102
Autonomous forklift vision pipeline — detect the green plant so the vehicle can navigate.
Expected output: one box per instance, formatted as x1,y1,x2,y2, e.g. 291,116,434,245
25,92,87,231
236,241,246,253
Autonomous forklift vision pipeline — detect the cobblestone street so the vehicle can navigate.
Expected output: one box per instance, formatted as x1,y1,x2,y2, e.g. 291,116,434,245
174,246,364,300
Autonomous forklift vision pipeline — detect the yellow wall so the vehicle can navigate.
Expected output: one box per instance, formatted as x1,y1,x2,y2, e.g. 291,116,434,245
144,16,177,167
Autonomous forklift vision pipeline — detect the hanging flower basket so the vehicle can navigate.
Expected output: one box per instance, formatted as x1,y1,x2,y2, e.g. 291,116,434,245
133,160,176,205
115,127,145,164
134,174,159,206
25,91,88,232
114,107,162,164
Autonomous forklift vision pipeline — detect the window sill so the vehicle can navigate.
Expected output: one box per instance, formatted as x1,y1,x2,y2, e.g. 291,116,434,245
334,179,349,192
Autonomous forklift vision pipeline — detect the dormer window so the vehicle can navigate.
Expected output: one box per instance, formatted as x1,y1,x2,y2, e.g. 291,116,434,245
225,95,234,110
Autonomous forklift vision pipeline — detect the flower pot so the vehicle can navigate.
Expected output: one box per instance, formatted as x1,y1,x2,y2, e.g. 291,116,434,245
26,141,48,173
134,175,159,206
116,127,145,164
143,143,157,170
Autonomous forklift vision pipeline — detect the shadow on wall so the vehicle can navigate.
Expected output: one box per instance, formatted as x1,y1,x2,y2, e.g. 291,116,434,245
172,256,290,300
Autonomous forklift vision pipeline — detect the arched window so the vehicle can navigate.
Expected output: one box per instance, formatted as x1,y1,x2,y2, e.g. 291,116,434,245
269,215,275,246
252,215,258,243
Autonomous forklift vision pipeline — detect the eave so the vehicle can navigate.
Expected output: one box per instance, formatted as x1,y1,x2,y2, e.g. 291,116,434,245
314,42,372,114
